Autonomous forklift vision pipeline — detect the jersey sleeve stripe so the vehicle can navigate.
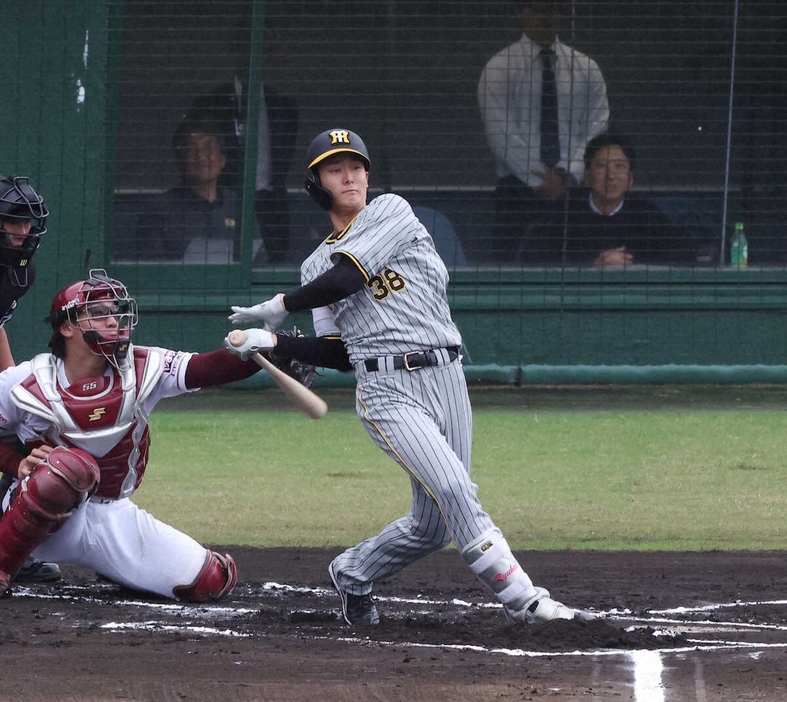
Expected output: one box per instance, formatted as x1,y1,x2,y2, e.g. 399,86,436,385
333,250,370,282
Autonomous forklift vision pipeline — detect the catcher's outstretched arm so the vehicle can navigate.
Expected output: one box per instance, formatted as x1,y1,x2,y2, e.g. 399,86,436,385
184,349,261,389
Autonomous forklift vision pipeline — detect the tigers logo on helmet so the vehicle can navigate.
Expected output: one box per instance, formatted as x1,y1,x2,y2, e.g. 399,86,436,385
304,128,371,211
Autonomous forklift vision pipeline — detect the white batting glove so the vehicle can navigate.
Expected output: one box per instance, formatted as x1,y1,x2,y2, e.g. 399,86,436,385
223,328,276,361
228,293,289,331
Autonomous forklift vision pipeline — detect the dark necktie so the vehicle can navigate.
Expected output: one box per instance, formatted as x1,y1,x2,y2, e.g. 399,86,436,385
540,48,560,168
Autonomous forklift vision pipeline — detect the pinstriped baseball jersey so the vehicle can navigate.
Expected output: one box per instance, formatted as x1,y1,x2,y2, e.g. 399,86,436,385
312,191,499,597
305,133,572,623
299,193,462,362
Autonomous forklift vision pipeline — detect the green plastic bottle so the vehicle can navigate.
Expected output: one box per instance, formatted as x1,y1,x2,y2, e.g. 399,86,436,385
730,221,748,268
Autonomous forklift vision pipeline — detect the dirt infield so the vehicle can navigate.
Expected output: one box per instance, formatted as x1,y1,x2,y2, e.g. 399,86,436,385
1,547,785,701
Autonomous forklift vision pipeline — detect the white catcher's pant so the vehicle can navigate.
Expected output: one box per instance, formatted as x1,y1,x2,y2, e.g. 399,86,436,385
22,494,208,599
333,358,499,595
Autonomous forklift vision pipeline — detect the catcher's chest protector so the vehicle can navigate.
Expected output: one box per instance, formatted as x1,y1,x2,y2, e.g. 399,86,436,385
9,349,164,499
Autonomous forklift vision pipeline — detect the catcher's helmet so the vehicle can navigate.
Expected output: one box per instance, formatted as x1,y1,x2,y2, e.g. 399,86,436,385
304,129,370,211
47,268,138,367
0,176,48,269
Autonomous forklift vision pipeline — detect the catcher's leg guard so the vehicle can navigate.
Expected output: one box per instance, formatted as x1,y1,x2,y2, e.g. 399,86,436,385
461,527,538,620
173,551,238,603
0,447,99,592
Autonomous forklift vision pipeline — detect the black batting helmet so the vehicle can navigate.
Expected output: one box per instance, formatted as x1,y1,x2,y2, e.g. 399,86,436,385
304,129,370,211
0,175,48,269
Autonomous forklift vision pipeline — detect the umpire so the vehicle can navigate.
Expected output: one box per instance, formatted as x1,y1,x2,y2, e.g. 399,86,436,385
0,175,61,584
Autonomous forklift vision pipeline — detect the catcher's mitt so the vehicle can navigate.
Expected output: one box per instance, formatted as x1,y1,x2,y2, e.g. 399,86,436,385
270,327,316,388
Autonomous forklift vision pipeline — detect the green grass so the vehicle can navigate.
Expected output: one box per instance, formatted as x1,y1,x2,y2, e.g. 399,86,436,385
473,411,786,550
133,386,787,551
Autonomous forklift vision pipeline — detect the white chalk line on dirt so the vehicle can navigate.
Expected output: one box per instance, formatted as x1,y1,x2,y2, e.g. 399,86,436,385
326,636,787,659
18,581,787,657
649,600,787,614
264,583,787,615
100,621,251,637
24,581,787,628
607,614,787,633
92,619,787,660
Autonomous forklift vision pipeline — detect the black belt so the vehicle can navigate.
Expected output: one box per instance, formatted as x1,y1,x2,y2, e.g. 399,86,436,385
364,347,460,372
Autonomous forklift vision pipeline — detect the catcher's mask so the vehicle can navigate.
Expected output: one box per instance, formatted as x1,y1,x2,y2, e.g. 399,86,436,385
0,175,48,270
46,268,138,368
304,128,370,211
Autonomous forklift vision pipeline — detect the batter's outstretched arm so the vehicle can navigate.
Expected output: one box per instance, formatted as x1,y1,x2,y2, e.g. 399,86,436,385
274,334,352,371
228,256,365,329
284,254,365,312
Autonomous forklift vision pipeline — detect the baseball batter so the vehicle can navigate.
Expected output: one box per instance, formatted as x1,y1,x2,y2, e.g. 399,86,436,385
226,128,593,625
0,269,263,600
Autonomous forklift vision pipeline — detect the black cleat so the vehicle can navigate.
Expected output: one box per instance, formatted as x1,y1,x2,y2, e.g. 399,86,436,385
328,561,379,625
15,558,62,584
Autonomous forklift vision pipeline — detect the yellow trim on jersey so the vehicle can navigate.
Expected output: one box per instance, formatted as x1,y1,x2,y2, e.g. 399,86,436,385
324,215,369,281
334,251,369,283
325,216,357,244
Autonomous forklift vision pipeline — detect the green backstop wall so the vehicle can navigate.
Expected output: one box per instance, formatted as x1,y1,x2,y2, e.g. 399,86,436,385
1,1,785,385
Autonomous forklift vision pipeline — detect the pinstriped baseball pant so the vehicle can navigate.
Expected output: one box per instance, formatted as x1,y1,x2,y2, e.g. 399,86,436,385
331,358,499,595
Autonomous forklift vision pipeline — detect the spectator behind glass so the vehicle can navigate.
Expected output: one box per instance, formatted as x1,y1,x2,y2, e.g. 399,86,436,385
478,0,609,263
519,133,696,267
190,27,299,265
135,115,261,263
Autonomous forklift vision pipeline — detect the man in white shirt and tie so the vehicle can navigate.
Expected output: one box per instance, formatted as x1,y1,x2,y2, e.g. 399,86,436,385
478,0,609,262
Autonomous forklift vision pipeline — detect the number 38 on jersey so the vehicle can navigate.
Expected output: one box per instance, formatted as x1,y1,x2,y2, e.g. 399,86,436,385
368,268,406,301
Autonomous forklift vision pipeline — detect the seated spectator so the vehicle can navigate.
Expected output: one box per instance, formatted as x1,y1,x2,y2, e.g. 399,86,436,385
519,133,696,267
478,0,609,264
134,115,261,263
190,26,298,265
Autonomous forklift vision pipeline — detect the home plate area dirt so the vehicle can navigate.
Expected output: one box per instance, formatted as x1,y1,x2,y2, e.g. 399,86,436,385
1,548,785,701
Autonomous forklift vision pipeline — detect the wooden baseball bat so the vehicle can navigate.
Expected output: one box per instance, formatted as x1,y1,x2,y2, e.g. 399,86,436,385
227,329,328,420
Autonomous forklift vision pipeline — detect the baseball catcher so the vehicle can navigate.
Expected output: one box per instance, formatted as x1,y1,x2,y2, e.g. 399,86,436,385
0,269,267,600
